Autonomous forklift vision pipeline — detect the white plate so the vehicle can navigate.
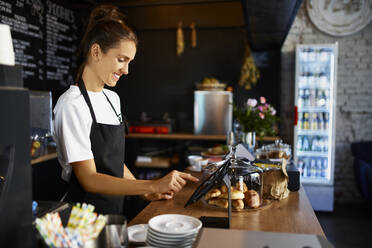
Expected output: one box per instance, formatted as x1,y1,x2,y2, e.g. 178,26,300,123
128,224,148,243
147,238,194,248
147,228,197,240
148,214,202,235
147,231,196,244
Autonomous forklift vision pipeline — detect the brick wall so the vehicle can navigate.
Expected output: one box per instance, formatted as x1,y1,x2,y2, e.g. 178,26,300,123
280,3,372,203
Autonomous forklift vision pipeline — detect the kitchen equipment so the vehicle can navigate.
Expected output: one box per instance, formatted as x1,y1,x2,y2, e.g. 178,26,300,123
194,90,232,135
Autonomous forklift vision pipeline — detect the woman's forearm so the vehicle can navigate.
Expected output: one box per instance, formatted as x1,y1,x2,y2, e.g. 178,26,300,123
84,172,156,196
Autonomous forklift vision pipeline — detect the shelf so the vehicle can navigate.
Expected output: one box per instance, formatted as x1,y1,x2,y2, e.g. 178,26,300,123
298,107,329,112
135,157,172,168
31,152,57,165
127,133,226,140
127,132,279,142
297,130,329,136
297,151,328,157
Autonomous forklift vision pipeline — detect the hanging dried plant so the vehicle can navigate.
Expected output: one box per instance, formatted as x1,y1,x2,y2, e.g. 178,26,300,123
238,43,260,90
190,22,197,48
176,21,184,56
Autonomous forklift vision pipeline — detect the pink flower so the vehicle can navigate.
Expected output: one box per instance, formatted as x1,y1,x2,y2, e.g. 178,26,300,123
259,112,265,119
247,98,257,107
257,105,263,111
260,96,266,104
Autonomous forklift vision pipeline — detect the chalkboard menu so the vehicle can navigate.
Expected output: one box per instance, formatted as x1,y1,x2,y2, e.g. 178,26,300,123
0,0,79,90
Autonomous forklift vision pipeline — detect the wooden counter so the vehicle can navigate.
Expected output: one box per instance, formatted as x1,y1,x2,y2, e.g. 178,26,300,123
129,173,325,236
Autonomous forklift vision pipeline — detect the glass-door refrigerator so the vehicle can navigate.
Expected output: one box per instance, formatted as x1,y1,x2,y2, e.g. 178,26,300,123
294,43,338,211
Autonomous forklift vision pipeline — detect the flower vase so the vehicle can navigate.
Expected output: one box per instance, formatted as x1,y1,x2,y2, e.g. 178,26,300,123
241,131,256,153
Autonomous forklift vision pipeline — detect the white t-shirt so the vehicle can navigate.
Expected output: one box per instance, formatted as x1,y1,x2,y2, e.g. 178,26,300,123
52,85,122,181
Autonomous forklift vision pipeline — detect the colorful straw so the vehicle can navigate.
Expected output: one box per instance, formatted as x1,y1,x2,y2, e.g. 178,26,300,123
35,202,107,248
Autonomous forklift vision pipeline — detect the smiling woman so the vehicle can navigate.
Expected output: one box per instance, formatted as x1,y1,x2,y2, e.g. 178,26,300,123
52,4,199,215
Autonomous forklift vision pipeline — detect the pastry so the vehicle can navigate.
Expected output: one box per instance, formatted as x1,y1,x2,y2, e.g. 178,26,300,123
235,182,248,192
204,188,222,200
244,190,260,208
208,198,228,209
218,189,245,200
232,199,244,210
220,185,235,193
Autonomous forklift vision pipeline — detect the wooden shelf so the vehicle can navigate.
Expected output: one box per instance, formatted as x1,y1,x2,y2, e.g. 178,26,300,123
127,133,226,141
135,157,172,168
127,132,280,142
31,152,57,165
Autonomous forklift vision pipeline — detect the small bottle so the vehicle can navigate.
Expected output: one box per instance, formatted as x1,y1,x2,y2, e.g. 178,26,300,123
317,113,324,130
310,89,316,107
310,158,316,178
316,158,322,178
311,136,317,152
304,89,310,107
302,136,310,151
324,89,330,107
302,159,307,178
311,113,318,130
298,112,303,130
298,159,303,176
303,112,310,130
324,112,329,130
298,89,304,108
322,159,329,179
323,137,328,152
297,136,303,151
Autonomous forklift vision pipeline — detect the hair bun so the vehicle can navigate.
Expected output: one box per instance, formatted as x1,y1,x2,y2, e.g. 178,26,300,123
87,4,124,31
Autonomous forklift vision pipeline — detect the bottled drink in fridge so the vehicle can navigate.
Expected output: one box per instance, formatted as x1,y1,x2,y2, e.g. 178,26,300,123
298,112,303,130
304,112,310,129
303,136,310,151
311,136,317,152
310,89,316,107
324,112,329,129
322,159,328,178
310,158,316,178
297,136,303,151
316,158,322,178
311,113,318,130
323,136,328,152
298,89,304,108
317,112,324,130
298,159,305,176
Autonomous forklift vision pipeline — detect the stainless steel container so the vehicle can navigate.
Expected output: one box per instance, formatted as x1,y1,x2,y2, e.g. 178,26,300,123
194,91,232,135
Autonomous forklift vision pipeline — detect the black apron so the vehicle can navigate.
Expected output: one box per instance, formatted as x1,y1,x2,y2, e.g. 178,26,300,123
65,80,128,215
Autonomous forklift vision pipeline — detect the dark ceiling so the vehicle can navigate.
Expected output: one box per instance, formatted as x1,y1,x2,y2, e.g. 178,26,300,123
60,0,303,51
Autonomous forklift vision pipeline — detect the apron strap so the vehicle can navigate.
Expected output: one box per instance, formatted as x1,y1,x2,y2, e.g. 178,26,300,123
78,80,98,124
102,91,129,135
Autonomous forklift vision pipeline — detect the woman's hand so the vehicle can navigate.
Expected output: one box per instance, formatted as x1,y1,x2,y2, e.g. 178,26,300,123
154,170,199,194
143,192,174,201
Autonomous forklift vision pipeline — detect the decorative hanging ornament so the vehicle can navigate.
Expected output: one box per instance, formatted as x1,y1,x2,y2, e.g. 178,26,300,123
190,22,197,48
238,43,260,90
176,21,184,56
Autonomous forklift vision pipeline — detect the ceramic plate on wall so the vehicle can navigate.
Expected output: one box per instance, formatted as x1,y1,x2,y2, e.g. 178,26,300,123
307,0,372,36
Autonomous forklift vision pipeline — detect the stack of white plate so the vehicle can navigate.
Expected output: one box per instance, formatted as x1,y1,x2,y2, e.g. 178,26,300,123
146,214,202,248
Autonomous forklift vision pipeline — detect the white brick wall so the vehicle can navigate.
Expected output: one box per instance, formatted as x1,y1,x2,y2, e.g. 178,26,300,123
281,2,372,204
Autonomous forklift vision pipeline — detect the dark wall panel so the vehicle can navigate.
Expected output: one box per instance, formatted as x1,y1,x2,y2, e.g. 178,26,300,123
114,28,280,132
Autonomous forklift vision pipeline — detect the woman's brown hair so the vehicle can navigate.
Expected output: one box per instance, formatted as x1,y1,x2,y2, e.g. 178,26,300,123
75,4,138,81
